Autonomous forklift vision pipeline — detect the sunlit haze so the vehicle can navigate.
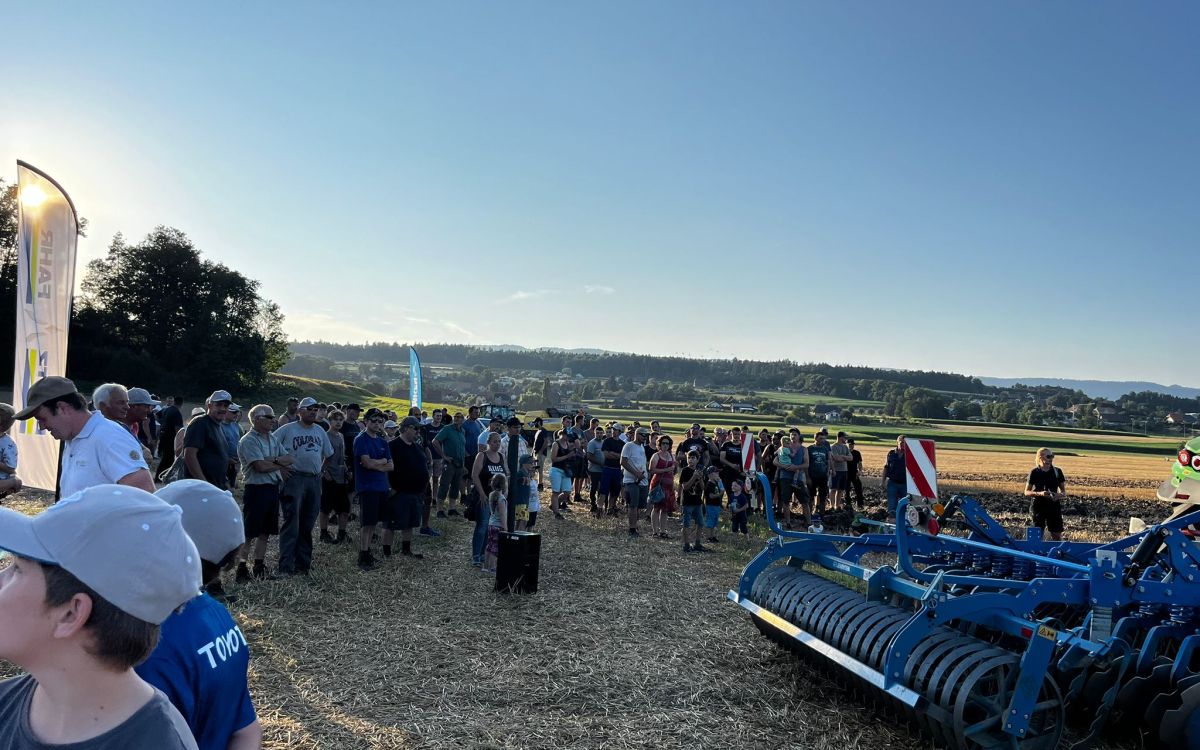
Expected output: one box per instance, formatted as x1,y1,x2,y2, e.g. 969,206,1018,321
4,2,1196,385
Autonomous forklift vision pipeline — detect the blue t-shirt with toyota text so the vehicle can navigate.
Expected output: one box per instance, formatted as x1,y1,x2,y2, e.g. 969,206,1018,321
135,593,255,750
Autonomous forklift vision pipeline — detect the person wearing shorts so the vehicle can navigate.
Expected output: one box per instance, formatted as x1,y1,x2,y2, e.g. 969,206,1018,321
388,416,431,558
620,427,651,537
548,430,576,520
1024,447,1067,540
599,424,625,516
703,464,724,543
678,452,708,552
354,409,394,571
320,410,352,544
586,426,605,513
235,404,293,582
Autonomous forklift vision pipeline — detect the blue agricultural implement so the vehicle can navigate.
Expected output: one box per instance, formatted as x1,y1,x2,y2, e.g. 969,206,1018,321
728,474,1200,749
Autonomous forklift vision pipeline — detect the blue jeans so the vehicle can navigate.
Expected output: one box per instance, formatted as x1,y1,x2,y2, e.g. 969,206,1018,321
886,480,907,514
279,474,322,573
472,495,491,563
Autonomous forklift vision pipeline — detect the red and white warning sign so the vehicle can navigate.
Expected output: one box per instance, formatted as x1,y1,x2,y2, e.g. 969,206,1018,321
904,438,937,499
741,433,757,474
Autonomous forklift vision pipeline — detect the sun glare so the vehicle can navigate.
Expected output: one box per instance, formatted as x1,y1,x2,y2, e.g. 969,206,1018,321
19,184,48,208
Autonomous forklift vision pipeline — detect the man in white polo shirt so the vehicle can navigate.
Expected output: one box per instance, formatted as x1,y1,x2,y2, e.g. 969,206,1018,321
16,376,155,498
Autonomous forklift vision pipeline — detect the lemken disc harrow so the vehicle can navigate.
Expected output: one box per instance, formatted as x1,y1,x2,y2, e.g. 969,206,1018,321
728,474,1200,749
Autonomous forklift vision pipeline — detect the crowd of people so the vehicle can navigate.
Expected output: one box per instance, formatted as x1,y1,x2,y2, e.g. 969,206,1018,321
0,374,1072,750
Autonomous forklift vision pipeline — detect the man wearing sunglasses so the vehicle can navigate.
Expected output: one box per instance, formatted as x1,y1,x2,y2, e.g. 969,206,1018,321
353,409,394,571
236,404,294,581
272,396,333,577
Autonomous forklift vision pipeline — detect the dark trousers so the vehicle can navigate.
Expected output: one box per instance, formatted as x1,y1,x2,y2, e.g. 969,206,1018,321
732,512,748,534
156,430,178,476
849,473,864,506
279,474,322,573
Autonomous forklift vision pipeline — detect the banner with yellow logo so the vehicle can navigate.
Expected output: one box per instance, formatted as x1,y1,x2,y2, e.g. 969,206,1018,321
12,162,79,490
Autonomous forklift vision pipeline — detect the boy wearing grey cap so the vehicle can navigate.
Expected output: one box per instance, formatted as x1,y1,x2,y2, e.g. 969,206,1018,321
142,480,261,750
0,484,202,749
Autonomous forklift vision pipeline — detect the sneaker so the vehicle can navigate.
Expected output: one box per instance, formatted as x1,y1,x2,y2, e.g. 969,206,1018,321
554,512,565,520
447,509,460,517
402,549,425,559
693,543,708,553
436,511,447,519
419,527,441,537
472,559,482,567
235,563,251,583
320,529,336,544
683,544,693,553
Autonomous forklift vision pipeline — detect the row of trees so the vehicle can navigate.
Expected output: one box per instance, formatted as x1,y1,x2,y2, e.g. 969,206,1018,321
0,179,288,393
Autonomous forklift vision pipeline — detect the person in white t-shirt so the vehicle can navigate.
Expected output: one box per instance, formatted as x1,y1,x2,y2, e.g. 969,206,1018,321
0,404,22,499
620,428,651,538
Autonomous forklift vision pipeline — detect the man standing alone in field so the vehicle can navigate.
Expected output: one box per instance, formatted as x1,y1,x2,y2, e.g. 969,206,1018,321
881,435,907,517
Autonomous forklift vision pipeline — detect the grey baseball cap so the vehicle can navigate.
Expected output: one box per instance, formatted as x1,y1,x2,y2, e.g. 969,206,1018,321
127,387,160,406
297,397,318,409
207,390,233,404
155,480,245,564
0,485,201,624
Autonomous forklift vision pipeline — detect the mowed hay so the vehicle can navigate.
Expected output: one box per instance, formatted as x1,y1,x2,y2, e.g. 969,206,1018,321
233,499,929,750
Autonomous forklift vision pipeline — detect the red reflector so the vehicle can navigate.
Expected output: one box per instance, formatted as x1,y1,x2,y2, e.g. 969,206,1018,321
1021,627,1033,639
1179,494,1191,501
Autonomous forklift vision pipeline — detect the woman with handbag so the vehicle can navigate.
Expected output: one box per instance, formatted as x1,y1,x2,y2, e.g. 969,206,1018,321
468,432,507,567
647,435,677,539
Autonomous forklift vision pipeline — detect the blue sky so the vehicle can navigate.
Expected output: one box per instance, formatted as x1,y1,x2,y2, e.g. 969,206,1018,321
4,2,1197,385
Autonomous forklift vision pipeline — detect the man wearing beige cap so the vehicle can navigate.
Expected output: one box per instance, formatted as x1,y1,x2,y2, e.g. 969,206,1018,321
0,484,202,748
145,480,262,750
16,376,154,498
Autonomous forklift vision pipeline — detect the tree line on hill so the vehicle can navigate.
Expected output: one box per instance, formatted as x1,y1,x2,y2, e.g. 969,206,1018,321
0,179,288,394
287,341,1200,432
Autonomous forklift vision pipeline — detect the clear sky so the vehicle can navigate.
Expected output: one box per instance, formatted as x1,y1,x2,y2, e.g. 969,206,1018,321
4,2,1197,386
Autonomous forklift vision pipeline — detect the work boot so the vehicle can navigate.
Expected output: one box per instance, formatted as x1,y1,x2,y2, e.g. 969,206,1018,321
252,561,267,580
235,562,251,583
358,550,377,572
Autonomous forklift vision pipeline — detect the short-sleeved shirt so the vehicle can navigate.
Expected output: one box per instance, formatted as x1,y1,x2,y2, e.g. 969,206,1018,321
219,422,241,462
601,438,624,468
677,437,709,467
679,466,703,506
158,405,183,435
0,673,198,750
807,442,831,478
1027,466,1065,493
326,431,347,483
434,425,466,461
586,437,605,472
462,419,484,454
272,422,333,475
183,415,229,489
353,432,392,492
338,421,361,466
620,440,649,485
848,449,863,478
60,411,150,498
704,477,725,506
236,430,285,485
0,435,17,480
388,437,430,494
830,443,852,474
135,594,256,750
